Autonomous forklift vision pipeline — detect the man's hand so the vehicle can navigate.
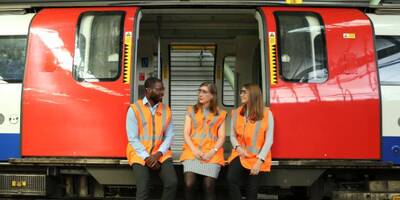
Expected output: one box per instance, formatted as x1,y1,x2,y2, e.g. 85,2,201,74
145,151,163,170
152,162,161,170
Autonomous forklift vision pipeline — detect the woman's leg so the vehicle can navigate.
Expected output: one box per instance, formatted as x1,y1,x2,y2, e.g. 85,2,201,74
246,172,264,200
184,172,197,200
203,176,216,200
226,157,244,200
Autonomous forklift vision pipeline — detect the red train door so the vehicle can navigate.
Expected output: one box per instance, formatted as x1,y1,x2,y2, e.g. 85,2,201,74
260,7,381,159
22,7,138,157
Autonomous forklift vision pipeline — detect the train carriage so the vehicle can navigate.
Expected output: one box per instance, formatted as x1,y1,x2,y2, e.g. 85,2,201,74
0,0,399,199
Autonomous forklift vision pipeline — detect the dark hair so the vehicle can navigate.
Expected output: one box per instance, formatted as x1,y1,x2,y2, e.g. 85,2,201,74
144,77,162,90
240,83,264,121
194,82,219,115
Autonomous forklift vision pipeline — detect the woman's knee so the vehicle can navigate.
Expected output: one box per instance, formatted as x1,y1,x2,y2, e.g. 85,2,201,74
184,173,196,189
203,178,215,192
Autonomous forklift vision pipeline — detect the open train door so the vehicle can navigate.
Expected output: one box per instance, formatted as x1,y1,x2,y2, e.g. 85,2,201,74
259,7,381,159
22,7,139,157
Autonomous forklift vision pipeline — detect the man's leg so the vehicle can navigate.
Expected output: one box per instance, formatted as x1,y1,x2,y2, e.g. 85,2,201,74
159,158,178,200
133,164,151,200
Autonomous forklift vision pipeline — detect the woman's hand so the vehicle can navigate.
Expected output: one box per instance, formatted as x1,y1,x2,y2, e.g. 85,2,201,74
237,146,250,158
250,159,263,175
201,150,216,161
193,148,204,160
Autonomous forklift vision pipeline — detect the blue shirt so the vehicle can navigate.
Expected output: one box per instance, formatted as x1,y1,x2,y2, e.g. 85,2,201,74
126,97,174,160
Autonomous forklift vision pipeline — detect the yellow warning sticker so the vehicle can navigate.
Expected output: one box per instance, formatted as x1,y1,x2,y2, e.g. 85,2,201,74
285,0,303,4
163,65,168,80
269,32,278,86
343,33,356,39
216,65,221,81
123,32,133,84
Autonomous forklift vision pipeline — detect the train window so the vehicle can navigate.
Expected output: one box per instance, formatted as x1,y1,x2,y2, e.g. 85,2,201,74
73,12,124,82
376,36,400,85
0,36,27,83
222,56,236,106
275,12,328,83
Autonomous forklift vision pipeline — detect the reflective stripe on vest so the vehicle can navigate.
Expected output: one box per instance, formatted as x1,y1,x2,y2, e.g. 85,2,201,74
134,101,168,145
126,100,173,166
189,108,220,149
161,104,167,140
232,109,262,155
180,106,226,165
247,121,262,154
191,132,218,142
134,102,149,141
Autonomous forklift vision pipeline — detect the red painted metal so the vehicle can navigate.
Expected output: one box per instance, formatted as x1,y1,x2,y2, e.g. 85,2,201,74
261,7,380,159
22,6,380,160
22,7,137,157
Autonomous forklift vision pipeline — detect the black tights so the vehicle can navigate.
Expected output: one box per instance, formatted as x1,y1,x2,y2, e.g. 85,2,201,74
184,172,216,200
227,157,264,200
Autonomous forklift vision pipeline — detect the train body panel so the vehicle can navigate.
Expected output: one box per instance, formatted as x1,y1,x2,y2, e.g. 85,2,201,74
263,7,380,159
0,14,34,160
368,13,400,164
22,7,137,157
19,7,381,160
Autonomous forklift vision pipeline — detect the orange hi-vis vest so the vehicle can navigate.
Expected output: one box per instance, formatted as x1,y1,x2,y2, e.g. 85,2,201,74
180,106,227,165
227,106,272,172
126,100,173,166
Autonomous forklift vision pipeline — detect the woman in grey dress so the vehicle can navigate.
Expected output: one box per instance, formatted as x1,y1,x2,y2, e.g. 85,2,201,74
179,82,226,200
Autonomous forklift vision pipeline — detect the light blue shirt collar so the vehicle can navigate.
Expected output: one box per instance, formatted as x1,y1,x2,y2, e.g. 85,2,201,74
142,96,159,115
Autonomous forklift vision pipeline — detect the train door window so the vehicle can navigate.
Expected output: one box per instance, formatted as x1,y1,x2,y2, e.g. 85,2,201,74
73,12,124,82
376,36,400,85
275,12,328,83
222,56,236,106
0,36,27,83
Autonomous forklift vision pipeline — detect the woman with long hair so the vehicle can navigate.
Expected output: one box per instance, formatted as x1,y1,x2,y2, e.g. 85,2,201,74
179,82,226,200
226,83,274,200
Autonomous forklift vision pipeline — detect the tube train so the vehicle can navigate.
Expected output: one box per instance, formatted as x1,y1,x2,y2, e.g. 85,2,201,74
0,0,399,199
